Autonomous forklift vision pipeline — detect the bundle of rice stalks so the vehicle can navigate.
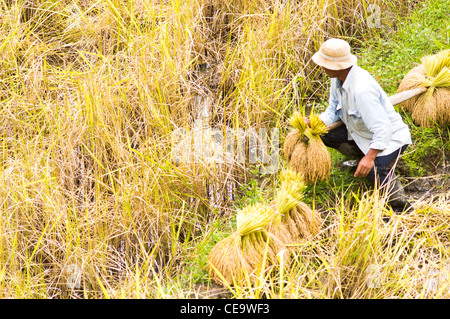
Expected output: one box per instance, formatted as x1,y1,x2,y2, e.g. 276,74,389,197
266,168,321,251
284,112,332,183
283,111,307,163
207,203,285,286
267,174,306,246
289,201,322,239
274,192,321,242
397,50,450,126
303,115,332,182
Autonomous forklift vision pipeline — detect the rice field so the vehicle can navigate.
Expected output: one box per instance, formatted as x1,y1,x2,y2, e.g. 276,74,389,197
0,0,449,299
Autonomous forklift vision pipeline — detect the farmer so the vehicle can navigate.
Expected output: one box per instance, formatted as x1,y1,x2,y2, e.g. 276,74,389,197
306,38,413,212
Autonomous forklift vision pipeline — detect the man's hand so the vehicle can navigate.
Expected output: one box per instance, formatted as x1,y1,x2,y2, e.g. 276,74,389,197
354,148,381,178
303,117,311,127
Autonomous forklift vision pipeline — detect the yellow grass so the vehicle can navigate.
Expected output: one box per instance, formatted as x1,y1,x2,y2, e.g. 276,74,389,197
0,0,421,298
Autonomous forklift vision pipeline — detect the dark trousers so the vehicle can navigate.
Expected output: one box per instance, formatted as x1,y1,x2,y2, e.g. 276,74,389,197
321,125,407,186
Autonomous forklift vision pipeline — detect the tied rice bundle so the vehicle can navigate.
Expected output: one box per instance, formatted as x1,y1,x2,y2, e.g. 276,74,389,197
207,203,284,286
266,169,321,251
285,112,331,183
289,202,322,239
397,65,427,113
236,203,275,235
279,168,321,240
397,49,450,126
289,140,308,176
269,195,322,245
237,203,286,276
207,168,323,286
206,233,250,286
279,167,305,184
285,112,308,178
283,110,307,162
283,129,303,162
303,115,332,183
267,176,306,246
435,87,450,123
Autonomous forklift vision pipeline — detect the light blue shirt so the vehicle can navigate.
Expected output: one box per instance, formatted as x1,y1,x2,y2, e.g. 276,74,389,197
319,65,412,157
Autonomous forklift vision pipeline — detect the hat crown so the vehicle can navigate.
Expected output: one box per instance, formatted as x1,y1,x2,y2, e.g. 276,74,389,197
320,38,351,58
312,38,357,70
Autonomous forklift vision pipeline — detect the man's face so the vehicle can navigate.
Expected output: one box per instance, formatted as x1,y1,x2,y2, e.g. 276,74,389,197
321,67,341,78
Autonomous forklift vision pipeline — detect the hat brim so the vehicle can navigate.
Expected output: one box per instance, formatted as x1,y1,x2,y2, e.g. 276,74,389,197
312,52,357,70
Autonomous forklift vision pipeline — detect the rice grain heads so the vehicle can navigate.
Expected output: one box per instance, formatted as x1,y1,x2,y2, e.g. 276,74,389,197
284,112,332,183
206,203,284,286
206,168,322,287
397,50,450,127
267,173,306,248
269,170,322,244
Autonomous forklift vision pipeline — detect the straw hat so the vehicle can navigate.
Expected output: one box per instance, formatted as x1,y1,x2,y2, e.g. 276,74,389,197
312,38,357,70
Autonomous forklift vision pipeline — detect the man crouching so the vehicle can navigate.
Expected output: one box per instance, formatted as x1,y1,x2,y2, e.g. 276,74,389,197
305,38,413,213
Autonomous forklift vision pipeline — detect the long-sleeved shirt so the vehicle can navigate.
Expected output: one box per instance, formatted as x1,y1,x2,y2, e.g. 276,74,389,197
318,65,412,157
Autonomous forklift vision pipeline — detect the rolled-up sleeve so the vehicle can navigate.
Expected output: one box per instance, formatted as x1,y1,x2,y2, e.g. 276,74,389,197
354,87,392,151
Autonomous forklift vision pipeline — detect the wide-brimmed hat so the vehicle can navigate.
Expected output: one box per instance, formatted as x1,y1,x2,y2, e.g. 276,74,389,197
312,38,357,70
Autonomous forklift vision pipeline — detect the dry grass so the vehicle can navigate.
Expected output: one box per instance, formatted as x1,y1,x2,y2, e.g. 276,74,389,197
0,0,421,298
216,191,450,299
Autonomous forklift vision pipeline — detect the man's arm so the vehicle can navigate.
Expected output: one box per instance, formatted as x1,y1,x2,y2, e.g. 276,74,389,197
318,78,341,126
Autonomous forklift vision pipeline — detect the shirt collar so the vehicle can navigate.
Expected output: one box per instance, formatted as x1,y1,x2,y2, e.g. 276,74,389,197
341,65,357,92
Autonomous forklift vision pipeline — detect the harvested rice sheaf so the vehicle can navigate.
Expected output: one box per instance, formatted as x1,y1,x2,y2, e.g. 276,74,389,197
266,177,305,247
283,111,308,161
206,234,250,285
283,129,302,162
397,65,426,113
397,50,450,126
284,112,308,175
285,112,331,183
268,200,322,246
289,202,322,239
304,136,331,183
279,168,305,185
411,88,439,127
435,87,450,123
207,167,323,286
303,115,332,183
288,141,308,177
207,203,285,286
268,171,321,247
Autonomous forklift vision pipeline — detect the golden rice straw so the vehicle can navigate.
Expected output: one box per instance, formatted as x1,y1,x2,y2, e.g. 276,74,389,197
285,112,331,183
421,50,450,79
288,141,308,179
411,88,439,127
397,65,426,113
280,171,321,240
283,129,302,162
284,111,308,162
267,179,304,247
288,201,322,239
207,203,284,286
266,170,315,249
279,167,305,185
207,233,251,286
434,87,450,123
397,50,450,126
302,114,332,183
